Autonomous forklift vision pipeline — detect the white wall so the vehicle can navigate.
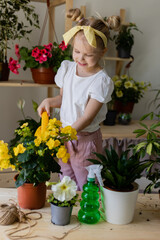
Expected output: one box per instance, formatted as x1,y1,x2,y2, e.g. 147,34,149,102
0,0,159,142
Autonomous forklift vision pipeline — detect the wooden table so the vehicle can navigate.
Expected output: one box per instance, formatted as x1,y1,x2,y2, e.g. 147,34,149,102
0,188,159,240
100,120,157,140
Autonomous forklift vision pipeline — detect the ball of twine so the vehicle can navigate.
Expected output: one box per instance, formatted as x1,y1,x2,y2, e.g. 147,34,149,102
0,203,19,225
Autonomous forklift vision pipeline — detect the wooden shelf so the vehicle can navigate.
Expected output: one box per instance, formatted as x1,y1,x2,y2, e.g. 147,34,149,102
0,80,59,88
104,57,133,62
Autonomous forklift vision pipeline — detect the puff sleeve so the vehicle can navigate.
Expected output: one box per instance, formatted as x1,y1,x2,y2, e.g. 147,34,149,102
88,75,114,103
54,60,69,88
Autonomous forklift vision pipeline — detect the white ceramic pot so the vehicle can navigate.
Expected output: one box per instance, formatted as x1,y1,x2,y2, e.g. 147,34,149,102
100,182,139,225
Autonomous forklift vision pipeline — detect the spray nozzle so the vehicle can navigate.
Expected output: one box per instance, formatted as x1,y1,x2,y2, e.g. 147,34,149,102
85,164,103,186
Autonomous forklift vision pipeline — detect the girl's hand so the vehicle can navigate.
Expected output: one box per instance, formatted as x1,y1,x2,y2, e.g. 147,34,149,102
37,98,51,117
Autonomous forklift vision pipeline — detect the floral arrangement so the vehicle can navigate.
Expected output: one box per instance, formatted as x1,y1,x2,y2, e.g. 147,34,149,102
112,74,151,104
46,176,79,207
0,110,77,188
9,41,72,74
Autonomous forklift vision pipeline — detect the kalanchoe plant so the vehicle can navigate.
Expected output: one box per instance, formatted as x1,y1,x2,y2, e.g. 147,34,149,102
112,74,151,104
133,112,160,193
0,109,77,188
0,0,39,62
46,176,79,207
88,146,150,191
9,41,72,74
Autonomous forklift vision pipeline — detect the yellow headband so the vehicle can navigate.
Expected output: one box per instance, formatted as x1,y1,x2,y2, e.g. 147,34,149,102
63,25,107,48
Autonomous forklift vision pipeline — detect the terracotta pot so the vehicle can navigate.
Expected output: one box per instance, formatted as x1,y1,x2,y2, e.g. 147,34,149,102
31,67,55,84
114,101,134,113
15,178,46,209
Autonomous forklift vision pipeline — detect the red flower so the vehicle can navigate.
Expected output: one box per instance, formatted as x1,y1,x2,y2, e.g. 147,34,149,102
15,44,20,60
59,41,68,51
9,57,21,74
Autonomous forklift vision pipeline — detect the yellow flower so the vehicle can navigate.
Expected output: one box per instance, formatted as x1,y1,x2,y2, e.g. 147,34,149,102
112,75,119,82
115,80,122,87
49,128,59,137
0,141,14,170
120,74,128,79
61,126,77,140
139,81,144,87
46,139,60,150
62,153,70,163
116,90,123,98
48,118,62,130
56,146,67,159
34,138,42,147
124,81,133,89
20,122,28,128
13,144,26,156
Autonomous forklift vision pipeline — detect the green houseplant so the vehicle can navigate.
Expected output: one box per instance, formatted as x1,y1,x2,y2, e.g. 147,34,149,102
0,107,77,209
133,112,160,194
9,41,72,84
112,22,142,58
88,146,150,224
46,176,79,225
0,0,39,81
112,74,151,113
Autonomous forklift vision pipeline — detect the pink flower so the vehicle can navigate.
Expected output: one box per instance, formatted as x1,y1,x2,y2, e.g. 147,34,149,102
32,47,40,58
59,41,68,51
15,44,20,60
44,43,53,51
35,49,48,64
9,57,21,74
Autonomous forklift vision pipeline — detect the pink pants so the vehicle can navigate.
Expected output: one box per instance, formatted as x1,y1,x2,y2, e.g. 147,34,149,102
58,128,103,191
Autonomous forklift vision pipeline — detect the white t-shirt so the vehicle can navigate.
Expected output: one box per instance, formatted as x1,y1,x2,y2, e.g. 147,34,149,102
55,60,114,132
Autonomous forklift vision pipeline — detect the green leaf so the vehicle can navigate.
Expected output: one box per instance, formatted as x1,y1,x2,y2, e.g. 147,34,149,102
146,143,153,155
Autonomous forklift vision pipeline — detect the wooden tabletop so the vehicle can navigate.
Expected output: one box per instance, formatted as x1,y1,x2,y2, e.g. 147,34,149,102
0,188,159,240
100,120,158,140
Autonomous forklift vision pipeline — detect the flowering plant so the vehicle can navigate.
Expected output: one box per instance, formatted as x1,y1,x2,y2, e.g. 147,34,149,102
9,41,72,74
112,74,151,104
46,176,79,207
0,111,77,188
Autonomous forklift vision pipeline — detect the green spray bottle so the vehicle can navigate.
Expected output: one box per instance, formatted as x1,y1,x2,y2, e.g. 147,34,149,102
78,164,103,224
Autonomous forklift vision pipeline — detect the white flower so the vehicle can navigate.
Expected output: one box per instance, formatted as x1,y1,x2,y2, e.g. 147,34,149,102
17,98,25,110
51,176,77,202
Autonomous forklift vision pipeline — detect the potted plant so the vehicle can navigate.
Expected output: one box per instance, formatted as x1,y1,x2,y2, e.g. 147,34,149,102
112,74,151,113
88,146,150,224
46,176,79,226
133,112,160,194
103,100,117,126
112,23,142,58
0,104,77,209
9,41,72,84
0,0,39,81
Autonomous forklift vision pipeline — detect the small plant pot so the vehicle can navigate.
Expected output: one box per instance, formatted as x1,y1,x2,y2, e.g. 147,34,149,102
31,67,55,84
118,113,131,125
103,110,117,126
117,47,131,58
100,182,139,225
50,203,73,226
14,174,46,209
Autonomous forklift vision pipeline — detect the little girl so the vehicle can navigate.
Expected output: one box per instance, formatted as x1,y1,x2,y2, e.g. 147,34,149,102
38,8,120,190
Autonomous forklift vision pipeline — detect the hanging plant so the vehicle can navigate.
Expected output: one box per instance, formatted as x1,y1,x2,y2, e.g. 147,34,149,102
0,0,39,62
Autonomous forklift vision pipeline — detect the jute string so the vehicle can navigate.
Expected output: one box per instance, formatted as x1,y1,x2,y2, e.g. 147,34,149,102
0,201,81,240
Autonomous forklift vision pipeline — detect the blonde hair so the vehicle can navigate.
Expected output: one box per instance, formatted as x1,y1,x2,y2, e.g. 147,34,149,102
66,8,121,49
